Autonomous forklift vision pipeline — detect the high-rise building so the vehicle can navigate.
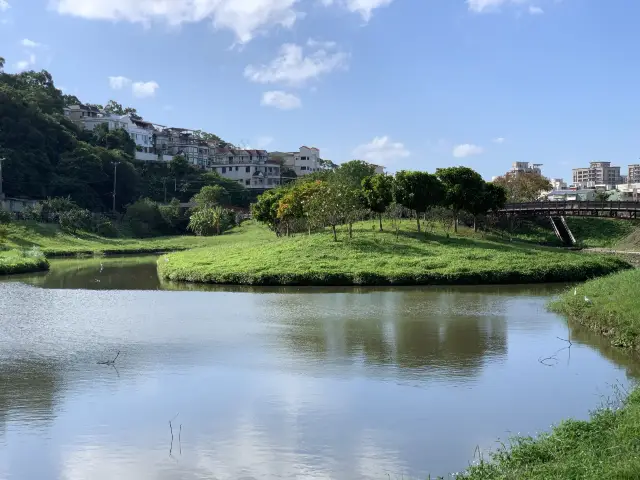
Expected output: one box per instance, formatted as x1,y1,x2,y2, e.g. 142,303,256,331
510,162,543,175
628,164,640,183
572,162,622,189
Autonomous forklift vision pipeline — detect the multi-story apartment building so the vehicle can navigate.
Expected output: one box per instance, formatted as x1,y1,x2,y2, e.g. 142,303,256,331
208,148,280,189
572,161,622,189
550,178,567,191
510,162,543,175
271,146,322,177
628,164,640,183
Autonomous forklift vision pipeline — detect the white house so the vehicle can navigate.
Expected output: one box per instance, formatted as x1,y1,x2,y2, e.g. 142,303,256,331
209,148,281,190
273,146,322,177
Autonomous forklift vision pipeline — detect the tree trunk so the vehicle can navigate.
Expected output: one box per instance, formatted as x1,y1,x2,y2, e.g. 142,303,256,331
348,223,353,238
332,225,337,242
453,212,458,233
416,213,421,233
473,216,477,232
379,214,383,232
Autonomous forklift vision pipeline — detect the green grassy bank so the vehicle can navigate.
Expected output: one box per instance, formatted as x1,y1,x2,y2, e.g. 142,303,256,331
549,269,640,350
0,249,49,275
158,221,630,286
0,221,225,257
457,269,640,479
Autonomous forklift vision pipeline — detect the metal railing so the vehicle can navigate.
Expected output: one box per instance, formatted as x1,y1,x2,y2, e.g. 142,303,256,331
500,200,640,213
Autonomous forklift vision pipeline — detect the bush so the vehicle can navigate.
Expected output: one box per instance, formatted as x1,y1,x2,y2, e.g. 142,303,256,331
59,208,92,234
93,217,119,237
41,196,78,223
0,209,12,223
124,198,167,238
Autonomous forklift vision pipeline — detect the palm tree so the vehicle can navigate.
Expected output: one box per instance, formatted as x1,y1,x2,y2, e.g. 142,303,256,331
211,206,223,235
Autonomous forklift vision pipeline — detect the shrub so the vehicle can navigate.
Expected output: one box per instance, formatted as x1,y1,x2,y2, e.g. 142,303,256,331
41,196,78,222
93,217,119,237
124,198,166,238
0,208,12,224
59,208,92,234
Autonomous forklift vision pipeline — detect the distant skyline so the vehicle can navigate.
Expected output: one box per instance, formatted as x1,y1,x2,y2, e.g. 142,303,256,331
2,1,640,181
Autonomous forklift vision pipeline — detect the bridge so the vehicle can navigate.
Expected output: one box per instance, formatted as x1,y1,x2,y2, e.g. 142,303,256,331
497,201,640,246
499,201,640,219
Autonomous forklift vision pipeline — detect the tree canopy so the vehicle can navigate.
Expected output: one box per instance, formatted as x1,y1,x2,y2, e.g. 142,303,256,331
492,171,552,203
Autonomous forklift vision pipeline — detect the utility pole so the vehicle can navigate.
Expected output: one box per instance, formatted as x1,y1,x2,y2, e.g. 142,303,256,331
112,162,119,213
0,157,5,200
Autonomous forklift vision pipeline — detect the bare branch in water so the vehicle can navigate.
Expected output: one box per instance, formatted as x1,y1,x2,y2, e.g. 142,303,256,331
97,350,120,365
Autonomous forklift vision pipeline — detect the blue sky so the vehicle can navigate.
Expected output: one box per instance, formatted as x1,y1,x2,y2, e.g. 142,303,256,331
1,0,640,181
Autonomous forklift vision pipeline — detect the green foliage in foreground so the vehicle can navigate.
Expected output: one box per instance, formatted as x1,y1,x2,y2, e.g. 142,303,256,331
1,221,228,257
549,269,640,350
158,221,629,286
0,249,49,275
458,388,640,479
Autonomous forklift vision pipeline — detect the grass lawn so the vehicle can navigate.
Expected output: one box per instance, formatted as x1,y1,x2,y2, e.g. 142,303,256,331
0,249,49,275
549,269,640,350
158,220,630,286
0,221,237,257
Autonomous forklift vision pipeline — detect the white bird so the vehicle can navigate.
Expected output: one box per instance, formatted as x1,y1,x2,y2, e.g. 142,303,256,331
99,263,104,273
584,296,592,304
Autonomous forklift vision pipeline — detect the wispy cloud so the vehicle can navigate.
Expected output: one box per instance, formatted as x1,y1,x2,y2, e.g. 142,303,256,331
528,5,544,15
322,0,393,21
0,0,10,12
132,81,159,98
452,144,484,158
51,0,299,44
261,90,302,110
353,136,410,165
108,76,132,90
14,53,36,72
245,41,348,87
21,38,43,48
492,137,505,144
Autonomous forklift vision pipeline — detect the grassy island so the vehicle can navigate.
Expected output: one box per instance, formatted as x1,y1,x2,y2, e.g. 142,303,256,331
0,249,49,275
157,222,630,286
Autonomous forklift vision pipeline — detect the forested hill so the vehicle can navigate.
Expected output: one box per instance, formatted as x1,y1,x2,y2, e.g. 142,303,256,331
0,65,249,210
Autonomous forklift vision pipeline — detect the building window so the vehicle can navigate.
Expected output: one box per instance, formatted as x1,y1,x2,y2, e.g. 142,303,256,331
222,167,226,173
245,179,250,185
246,166,251,173
301,166,307,170
235,166,239,171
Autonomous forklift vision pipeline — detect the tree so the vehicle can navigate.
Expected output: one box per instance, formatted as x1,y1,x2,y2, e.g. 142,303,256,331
191,185,228,210
335,160,377,188
596,190,612,202
466,182,507,232
124,198,166,237
394,171,444,233
276,180,326,235
252,188,288,233
169,155,192,178
436,167,485,233
361,174,394,231
0,57,4,72
91,123,136,157
188,206,228,236
62,94,81,107
492,171,552,203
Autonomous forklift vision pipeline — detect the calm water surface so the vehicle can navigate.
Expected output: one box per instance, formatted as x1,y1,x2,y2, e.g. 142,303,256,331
1,257,638,479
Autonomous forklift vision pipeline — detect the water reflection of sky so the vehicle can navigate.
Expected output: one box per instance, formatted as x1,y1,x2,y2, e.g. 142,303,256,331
0,279,636,479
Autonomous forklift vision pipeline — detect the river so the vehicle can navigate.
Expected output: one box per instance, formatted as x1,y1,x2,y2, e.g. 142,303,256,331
0,256,638,479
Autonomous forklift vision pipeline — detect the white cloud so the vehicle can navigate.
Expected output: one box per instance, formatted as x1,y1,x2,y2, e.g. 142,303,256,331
452,144,484,158
108,76,132,90
467,0,543,14
322,0,393,21
245,41,348,87
255,135,275,148
261,90,302,110
21,39,42,48
0,0,9,12
352,136,409,165
51,0,299,44
14,53,36,72
132,81,159,98
492,137,505,144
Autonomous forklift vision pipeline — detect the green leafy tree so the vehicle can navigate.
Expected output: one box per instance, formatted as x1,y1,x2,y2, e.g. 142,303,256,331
492,171,552,203
191,185,229,210
159,198,187,233
252,188,288,233
394,171,444,233
361,174,394,231
596,190,613,202
62,94,81,107
436,167,486,233
466,183,508,231
124,198,166,237
91,123,136,157
335,160,377,188
59,208,92,234
0,57,4,72
188,206,229,236
169,155,192,178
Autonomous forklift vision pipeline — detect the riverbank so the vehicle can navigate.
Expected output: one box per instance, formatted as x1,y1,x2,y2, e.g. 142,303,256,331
458,269,640,479
1,221,231,257
0,249,49,275
158,221,630,286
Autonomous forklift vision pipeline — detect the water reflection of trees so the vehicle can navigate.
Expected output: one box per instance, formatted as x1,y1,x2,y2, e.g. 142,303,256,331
273,291,508,380
0,360,64,432
568,321,640,380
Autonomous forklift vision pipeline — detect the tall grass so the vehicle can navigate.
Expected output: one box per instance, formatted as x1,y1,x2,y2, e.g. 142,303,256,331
158,221,630,286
